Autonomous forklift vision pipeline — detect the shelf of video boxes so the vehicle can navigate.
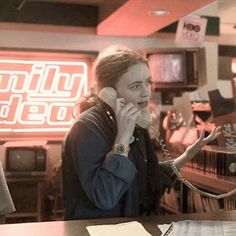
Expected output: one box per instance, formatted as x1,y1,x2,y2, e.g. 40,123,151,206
160,181,182,215
183,145,236,213
156,150,182,215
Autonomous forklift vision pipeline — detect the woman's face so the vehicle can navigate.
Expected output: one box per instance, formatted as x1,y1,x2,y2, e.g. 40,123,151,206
115,62,152,111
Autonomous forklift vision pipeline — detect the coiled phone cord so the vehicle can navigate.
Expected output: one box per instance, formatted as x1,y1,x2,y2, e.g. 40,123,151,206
151,126,236,200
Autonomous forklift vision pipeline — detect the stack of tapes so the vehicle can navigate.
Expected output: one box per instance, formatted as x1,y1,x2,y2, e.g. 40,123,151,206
186,145,236,176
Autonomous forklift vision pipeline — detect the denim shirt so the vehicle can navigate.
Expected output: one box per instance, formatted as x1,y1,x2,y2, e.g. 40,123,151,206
62,100,175,220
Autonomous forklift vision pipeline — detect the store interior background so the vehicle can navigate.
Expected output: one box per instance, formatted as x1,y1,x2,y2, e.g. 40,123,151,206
0,0,235,221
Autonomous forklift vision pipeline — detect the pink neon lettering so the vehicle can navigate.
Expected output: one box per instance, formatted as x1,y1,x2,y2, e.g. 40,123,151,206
0,59,89,134
0,95,22,124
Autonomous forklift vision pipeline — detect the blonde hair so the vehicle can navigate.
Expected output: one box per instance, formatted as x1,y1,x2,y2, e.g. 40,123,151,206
93,45,148,91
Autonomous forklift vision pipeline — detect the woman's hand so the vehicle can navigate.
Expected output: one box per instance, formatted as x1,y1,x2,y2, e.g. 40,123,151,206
114,98,140,145
186,126,222,157
173,126,222,169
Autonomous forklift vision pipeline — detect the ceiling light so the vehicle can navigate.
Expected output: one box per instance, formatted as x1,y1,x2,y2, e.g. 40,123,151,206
149,9,170,16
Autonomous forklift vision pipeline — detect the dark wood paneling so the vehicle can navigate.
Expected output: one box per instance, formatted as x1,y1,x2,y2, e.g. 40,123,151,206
0,1,98,27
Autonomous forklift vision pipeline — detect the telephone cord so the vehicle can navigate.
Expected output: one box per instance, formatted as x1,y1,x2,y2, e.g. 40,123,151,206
150,126,236,200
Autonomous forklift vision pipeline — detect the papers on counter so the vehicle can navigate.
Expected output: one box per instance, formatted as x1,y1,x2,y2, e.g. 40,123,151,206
86,221,151,236
159,222,174,236
159,220,236,236
86,219,236,236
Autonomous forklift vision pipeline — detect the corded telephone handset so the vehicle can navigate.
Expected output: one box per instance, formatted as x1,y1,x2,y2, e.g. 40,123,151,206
98,87,152,129
98,87,236,200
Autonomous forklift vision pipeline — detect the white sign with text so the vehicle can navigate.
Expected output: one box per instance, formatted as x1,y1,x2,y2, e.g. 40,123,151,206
175,16,208,45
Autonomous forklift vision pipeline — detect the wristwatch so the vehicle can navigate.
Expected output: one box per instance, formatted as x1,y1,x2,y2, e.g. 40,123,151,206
112,143,130,156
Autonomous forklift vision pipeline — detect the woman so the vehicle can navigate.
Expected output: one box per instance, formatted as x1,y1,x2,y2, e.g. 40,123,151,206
62,45,221,220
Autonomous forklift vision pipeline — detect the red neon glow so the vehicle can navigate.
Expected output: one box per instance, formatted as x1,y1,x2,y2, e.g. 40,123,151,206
97,0,215,36
0,55,90,140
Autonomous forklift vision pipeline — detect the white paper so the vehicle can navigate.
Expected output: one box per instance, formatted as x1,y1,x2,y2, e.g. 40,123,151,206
86,221,151,236
175,16,207,46
158,224,172,234
159,223,174,236
158,221,236,236
173,220,236,236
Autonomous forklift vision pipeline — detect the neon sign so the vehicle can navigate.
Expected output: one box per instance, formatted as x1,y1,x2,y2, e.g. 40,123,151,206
0,53,91,140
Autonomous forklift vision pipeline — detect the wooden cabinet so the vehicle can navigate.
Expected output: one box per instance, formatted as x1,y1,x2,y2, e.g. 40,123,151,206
6,177,46,223
181,168,236,196
180,167,236,213
157,149,236,214
160,167,236,214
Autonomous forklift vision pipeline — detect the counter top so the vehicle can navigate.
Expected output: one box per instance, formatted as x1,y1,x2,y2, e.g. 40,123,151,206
1,210,236,236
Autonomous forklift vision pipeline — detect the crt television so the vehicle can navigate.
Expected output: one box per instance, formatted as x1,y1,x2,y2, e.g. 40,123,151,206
146,48,200,92
6,146,47,177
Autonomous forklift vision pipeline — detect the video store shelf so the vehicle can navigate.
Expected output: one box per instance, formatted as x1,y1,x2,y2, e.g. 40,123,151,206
181,167,236,199
7,213,38,218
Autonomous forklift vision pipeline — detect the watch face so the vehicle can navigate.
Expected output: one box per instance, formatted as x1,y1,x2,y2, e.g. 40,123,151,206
116,144,125,154
113,143,129,156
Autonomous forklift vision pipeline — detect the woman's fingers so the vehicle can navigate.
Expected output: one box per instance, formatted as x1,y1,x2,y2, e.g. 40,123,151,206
116,99,138,118
114,101,140,144
198,128,206,141
203,126,222,143
119,103,140,123
212,126,222,138
188,126,222,153
115,98,126,111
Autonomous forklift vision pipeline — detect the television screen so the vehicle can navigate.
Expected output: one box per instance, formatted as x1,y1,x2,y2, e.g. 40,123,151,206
145,48,201,93
148,53,185,83
7,149,36,171
6,147,46,176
